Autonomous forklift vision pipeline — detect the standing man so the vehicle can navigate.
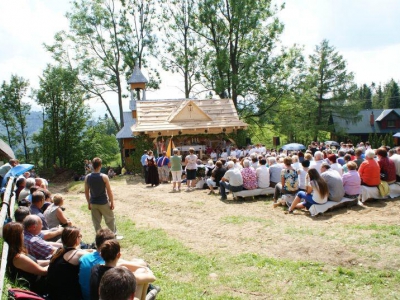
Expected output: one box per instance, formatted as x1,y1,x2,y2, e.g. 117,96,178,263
141,150,149,183
85,157,116,234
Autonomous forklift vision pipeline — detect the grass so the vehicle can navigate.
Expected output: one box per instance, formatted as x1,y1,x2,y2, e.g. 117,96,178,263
115,218,400,300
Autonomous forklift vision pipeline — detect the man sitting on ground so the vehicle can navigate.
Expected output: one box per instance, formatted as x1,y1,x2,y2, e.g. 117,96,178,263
29,191,50,230
99,267,136,300
79,228,158,300
23,215,58,260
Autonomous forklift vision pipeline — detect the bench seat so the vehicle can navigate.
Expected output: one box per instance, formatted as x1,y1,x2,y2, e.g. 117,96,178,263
232,187,275,198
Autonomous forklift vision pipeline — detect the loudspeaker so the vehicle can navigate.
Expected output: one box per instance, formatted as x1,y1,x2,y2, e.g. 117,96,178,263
246,138,251,145
273,137,280,146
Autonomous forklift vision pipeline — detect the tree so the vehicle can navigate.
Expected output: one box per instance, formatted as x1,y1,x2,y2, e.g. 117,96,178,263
357,83,373,109
372,84,384,109
33,65,90,169
0,75,31,160
384,79,400,109
306,39,359,138
160,0,201,98
195,0,286,108
45,0,160,164
0,83,18,148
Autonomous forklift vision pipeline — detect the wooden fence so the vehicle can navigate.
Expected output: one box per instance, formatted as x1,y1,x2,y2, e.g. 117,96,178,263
0,177,16,297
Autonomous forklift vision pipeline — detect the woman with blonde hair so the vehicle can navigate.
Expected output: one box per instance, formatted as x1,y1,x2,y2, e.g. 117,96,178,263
286,168,329,214
44,193,72,228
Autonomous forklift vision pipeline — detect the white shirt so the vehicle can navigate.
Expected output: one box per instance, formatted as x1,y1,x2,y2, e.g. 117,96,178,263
297,168,308,190
390,154,400,176
330,163,343,176
256,165,270,188
223,168,243,186
309,160,323,174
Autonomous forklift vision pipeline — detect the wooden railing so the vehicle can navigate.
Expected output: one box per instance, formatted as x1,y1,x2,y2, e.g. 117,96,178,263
0,177,16,297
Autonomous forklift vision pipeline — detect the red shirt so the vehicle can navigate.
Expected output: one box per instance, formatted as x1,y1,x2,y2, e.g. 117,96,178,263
358,158,380,186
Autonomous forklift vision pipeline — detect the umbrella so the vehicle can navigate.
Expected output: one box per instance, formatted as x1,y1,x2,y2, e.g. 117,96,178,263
325,141,340,147
281,143,306,151
1,164,34,187
393,133,400,138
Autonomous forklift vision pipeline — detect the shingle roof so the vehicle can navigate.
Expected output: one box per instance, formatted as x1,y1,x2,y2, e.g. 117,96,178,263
127,65,148,84
116,112,136,139
0,139,15,159
130,98,247,133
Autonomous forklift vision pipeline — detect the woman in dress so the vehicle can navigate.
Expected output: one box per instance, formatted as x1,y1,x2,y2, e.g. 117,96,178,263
184,148,198,190
273,157,299,205
47,227,89,300
3,222,48,295
146,150,159,187
287,168,329,214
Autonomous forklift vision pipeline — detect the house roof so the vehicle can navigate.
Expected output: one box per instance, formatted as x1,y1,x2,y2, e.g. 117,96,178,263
127,65,148,84
375,109,400,121
333,109,400,134
116,112,136,139
0,139,15,160
131,98,247,134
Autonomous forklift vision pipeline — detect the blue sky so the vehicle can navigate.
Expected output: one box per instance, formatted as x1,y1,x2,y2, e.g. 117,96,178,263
1,0,400,118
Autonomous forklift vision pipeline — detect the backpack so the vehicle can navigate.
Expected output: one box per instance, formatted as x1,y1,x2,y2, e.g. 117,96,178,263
8,288,45,300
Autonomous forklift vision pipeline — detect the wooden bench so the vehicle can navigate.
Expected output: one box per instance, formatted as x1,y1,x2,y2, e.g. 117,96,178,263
232,187,275,199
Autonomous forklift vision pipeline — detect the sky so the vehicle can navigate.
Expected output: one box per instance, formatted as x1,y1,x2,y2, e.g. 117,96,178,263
1,0,400,120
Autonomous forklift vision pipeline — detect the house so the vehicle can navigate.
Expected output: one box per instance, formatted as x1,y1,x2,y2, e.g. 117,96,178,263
116,66,248,163
333,109,400,142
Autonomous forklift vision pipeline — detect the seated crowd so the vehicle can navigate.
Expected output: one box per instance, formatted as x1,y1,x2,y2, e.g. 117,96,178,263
202,141,400,214
2,174,159,300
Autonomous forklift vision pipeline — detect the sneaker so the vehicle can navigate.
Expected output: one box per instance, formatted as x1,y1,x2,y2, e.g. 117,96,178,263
116,235,124,240
146,285,161,300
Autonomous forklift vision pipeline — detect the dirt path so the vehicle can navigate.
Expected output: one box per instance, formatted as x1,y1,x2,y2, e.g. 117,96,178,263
62,176,400,271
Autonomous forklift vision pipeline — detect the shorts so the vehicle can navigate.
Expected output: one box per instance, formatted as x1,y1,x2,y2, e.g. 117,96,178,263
206,178,216,187
171,171,182,183
297,191,319,209
186,169,196,180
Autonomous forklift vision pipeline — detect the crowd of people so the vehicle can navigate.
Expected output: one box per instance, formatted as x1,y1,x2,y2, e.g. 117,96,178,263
141,141,400,215
1,157,160,300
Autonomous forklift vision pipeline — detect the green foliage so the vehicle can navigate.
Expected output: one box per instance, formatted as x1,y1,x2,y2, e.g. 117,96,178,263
126,135,153,174
0,75,31,161
33,65,90,170
306,39,360,139
80,118,120,168
227,129,247,148
384,79,400,109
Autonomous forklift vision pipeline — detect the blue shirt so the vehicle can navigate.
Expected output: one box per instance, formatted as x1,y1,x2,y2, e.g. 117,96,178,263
79,251,104,300
141,154,148,166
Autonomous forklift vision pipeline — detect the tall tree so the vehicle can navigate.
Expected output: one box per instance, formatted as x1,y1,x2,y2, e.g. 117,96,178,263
195,0,286,108
33,65,90,169
372,84,384,109
357,83,373,109
384,79,400,109
0,75,30,160
0,83,18,148
306,39,359,138
45,0,160,163
160,0,201,98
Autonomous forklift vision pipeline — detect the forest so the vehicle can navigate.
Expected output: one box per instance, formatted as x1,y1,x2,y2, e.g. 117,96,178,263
1,0,399,172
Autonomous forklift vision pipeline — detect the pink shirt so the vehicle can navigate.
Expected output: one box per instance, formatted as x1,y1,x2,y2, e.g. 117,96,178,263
241,167,258,190
342,170,361,196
